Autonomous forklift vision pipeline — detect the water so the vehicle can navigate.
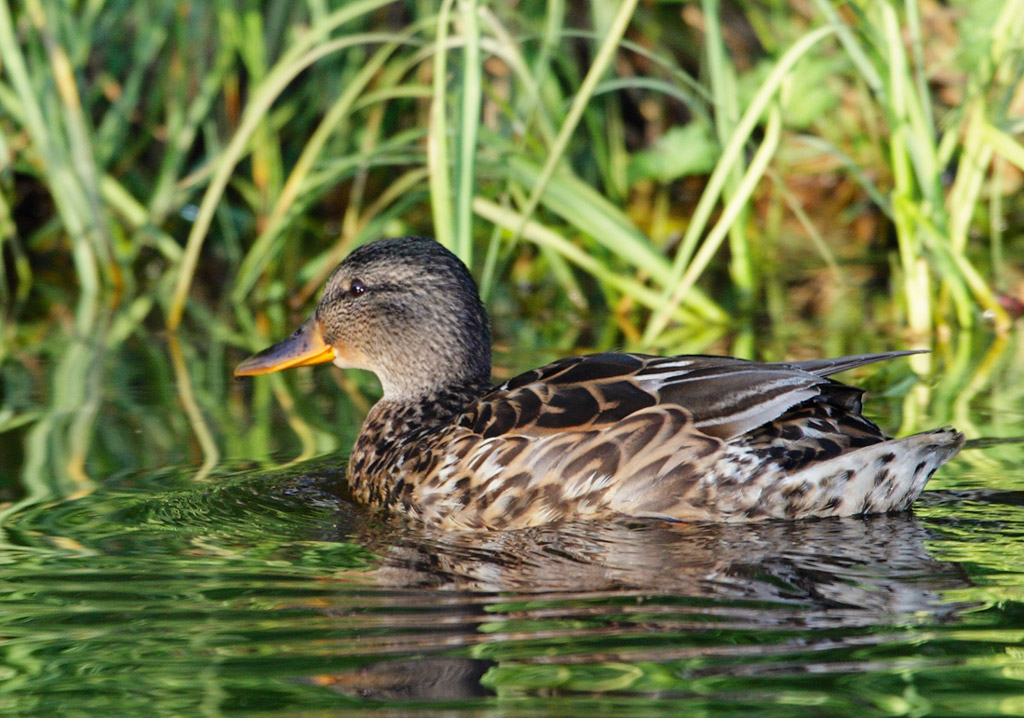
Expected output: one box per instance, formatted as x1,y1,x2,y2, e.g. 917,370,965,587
2,329,1024,716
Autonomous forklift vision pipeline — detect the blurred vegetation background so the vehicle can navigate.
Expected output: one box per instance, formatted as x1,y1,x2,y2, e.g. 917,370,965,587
0,0,1022,498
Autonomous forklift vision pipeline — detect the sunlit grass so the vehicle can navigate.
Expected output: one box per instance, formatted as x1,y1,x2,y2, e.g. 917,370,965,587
3,1,1020,338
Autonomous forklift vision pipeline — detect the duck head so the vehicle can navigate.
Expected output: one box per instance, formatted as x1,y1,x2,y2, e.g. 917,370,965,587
235,237,492,400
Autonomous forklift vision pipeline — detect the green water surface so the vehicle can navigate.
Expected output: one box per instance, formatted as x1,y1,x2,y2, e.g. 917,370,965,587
2,328,1024,717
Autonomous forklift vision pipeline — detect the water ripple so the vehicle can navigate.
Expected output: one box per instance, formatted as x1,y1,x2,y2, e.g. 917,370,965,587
0,467,1022,716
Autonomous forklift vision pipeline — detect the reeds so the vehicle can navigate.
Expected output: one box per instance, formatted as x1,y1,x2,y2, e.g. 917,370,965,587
1,1,1019,351
1,1,1020,341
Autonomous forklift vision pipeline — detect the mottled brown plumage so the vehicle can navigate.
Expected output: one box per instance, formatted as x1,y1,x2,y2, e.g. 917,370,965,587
236,236,964,530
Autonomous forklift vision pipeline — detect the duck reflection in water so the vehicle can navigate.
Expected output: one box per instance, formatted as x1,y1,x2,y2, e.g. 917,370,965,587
362,512,969,612
304,503,970,702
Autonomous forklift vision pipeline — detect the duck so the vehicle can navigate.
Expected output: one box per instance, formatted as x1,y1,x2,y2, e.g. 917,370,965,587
235,236,964,530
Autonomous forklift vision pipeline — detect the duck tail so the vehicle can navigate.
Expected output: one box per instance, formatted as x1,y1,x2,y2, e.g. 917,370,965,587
781,427,965,517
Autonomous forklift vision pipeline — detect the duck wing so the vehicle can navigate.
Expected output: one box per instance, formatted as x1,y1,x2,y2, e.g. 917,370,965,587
463,351,905,442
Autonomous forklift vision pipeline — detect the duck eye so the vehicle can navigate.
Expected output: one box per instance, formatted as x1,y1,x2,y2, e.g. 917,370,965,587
349,279,367,297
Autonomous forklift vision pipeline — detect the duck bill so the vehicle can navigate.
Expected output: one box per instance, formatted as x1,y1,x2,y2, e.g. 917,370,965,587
235,317,336,377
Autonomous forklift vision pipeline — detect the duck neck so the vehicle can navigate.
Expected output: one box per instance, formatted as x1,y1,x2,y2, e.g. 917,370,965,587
347,375,493,507
374,339,492,405
373,375,493,435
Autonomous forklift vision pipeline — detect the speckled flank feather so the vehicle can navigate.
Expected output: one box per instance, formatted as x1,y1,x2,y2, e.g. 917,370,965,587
237,236,965,531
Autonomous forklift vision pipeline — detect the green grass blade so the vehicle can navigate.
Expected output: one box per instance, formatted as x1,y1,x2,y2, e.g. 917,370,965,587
643,24,838,343
165,6,397,330
645,102,783,344
454,0,482,264
428,0,456,253
511,0,639,239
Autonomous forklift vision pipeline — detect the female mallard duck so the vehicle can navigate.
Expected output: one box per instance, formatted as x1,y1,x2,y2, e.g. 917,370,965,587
236,236,963,530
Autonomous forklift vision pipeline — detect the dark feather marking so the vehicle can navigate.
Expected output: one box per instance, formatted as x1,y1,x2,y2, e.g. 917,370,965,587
547,353,643,384
531,437,582,472
534,386,600,429
483,400,517,437
616,412,669,452
511,389,543,428
501,472,531,489
502,367,543,391
780,425,803,441
746,504,769,519
563,441,621,480
535,356,584,383
539,483,566,511
502,494,529,521
818,438,842,459
758,423,782,440
467,451,491,473
884,476,901,499
783,483,808,499
823,383,866,413
470,403,492,433
475,489,495,510
786,500,803,518
497,438,529,465
639,455,669,478
578,489,612,509
807,418,833,433
595,381,656,422
873,468,889,487
859,494,874,514
688,432,721,458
